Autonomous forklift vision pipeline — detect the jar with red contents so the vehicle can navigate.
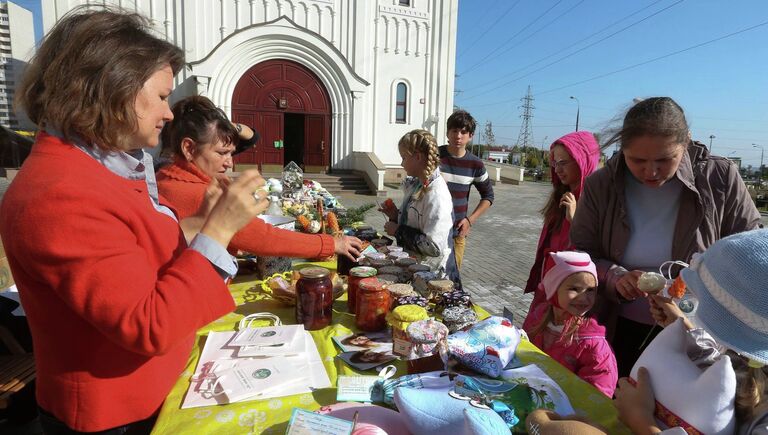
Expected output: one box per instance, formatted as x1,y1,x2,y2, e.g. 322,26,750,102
347,266,377,313
355,277,391,332
295,266,333,331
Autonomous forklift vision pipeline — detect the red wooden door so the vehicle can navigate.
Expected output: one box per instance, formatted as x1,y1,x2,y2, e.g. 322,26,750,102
304,114,328,167
260,112,284,166
232,112,257,165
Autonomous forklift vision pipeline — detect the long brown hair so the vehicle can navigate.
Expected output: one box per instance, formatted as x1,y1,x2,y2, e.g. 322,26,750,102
540,181,570,231
728,350,768,426
15,7,185,151
602,97,689,151
528,304,585,347
161,96,239,158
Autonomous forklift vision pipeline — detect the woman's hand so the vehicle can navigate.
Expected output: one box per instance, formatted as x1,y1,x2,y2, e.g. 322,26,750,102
384,221,399,236
334,235,363,261
560,191,577,222
616,270,646,301
201,170,269,247
614,368,662,435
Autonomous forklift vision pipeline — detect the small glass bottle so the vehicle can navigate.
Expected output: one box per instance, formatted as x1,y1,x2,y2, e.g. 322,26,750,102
295,266,333,331
355,278,391,332
347,266,377,313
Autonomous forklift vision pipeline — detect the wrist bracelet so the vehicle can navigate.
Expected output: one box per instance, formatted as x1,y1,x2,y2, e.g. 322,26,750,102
235,123,243,133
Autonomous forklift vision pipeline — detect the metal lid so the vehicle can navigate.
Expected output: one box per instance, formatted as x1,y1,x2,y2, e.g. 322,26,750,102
350,266,378,278
298,266,330,279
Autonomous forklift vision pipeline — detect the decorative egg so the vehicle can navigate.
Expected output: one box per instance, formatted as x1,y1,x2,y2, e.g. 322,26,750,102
637,272,666,294
309,220,322,233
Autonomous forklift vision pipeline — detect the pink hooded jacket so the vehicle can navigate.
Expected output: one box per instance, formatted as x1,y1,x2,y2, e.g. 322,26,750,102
526,303,618,397
523,132,600,329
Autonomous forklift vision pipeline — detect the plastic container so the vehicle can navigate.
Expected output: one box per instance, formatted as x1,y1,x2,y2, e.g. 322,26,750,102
347,266,377,313
355,277,391,332
386,305,429,357
295,267,333,330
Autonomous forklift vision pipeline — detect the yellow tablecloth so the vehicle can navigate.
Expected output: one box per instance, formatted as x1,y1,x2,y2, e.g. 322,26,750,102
151,272,629,434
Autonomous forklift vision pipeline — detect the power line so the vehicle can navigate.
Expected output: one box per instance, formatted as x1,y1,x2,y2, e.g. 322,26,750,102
459,0,683,101
536,19,768,96
515,86,536,147
459,0,565,76
456,0,522,60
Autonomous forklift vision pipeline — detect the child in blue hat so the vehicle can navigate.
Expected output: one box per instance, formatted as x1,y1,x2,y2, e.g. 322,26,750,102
614,229,768,434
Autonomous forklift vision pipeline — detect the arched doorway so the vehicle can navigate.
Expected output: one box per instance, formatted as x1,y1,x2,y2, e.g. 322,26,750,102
231,59,332,173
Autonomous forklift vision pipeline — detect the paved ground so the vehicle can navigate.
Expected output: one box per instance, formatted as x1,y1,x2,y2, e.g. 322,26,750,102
338,181,768,328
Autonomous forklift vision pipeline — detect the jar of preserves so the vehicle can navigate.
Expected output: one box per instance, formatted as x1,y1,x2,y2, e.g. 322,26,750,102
295,266,333,331
355,277,391,332
386,305,428,357
347,266,377,313
405,319,449,374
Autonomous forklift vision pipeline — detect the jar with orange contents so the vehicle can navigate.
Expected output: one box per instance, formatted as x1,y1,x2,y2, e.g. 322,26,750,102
295,266,333,331
347,266,377,313
355,277,391,332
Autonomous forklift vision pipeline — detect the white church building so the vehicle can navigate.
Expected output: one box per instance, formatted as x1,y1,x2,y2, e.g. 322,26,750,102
43,0,459,188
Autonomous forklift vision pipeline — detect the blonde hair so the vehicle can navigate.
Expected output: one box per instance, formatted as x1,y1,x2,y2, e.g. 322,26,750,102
398,129,440,200
728,350,768,425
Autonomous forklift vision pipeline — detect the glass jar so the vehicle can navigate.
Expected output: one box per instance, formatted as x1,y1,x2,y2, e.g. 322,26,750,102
347,266,377,313
386,305,428,357
336,253,359,276
355,277,391,332
295,266,333,331
405,319,449,374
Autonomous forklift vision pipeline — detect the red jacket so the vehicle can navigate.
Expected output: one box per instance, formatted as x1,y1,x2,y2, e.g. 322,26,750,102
525,303,618,397
0,133,236,431
156,160,335,259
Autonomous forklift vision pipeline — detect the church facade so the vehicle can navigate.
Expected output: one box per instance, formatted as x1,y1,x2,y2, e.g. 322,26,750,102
43,0,458,183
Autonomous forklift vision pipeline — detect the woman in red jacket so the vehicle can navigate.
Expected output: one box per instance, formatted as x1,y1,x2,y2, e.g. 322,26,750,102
157,96,362,261
0,9,268,434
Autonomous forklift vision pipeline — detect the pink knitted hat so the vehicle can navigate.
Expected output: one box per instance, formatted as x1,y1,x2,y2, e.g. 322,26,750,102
539,251,598,303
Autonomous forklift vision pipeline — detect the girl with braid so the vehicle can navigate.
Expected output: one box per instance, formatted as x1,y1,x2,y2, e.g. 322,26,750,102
382,129,460,283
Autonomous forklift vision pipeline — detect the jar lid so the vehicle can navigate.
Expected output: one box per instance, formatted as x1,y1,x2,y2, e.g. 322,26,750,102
428,279,455,291
365,252,387,261
370,258,394,268
298,266,330,279
378,266,402,275
359,277,386,292
350,266,378,278
408,264,431,273
406,319,448,344
387,246,404,253
396,257,417,267
387,305,429,329
395,295,429,308
387,283,416,297
371,238,389,245
376,274,399,284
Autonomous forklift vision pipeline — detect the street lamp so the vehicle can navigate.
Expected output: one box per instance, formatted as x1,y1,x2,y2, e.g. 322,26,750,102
754,144,765,185
569,96,580,132
709,135,716,154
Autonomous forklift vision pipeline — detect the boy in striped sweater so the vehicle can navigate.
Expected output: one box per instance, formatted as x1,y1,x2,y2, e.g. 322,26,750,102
439,110,494,269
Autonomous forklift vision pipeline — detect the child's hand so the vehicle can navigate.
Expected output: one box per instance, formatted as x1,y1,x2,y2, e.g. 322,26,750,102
378,198,399,222
614,368,661,435
649,295,694,329
560,191,577,222
616,270,646,301
384,221,399,236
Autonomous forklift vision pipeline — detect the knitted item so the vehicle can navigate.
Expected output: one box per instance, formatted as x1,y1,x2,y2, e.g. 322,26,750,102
540,251,597,302
680,228,768,365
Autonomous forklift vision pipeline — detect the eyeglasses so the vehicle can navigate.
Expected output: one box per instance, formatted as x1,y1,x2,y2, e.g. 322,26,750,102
550,159,573,170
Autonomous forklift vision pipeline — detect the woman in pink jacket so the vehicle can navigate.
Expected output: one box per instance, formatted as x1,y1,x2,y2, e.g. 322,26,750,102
523,132,600,330
524,251,618,397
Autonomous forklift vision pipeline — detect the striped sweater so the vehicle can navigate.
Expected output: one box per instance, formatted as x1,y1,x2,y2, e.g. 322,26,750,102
439,145,495,229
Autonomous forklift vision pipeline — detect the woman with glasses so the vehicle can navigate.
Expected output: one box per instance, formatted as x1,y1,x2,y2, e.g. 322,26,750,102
157,96,363,262
522,131,600,331
570,97,761,377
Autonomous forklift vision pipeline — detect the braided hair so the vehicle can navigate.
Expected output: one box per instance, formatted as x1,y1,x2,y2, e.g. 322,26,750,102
398,129,440,201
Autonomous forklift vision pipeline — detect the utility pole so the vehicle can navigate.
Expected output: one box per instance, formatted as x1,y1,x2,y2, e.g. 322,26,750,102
516,85,535,152
570,96,580,132
709,135,716,154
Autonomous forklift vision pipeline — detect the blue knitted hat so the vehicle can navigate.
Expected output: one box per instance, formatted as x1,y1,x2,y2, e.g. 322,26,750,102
680,229,768,365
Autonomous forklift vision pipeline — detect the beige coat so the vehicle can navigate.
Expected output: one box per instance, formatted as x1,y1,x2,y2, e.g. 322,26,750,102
570,141,762,337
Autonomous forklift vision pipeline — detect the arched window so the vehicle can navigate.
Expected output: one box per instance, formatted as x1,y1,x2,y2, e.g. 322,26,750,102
395,82,407,123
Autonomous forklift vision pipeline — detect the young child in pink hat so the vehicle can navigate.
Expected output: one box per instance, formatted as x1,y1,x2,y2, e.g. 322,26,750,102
524,251,618,397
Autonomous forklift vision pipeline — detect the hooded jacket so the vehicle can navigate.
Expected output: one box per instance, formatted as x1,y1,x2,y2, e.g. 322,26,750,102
570,141,762,339
525,303,618,397
522,132,600,329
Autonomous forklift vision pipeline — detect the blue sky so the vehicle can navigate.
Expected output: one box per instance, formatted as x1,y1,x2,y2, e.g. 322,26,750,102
455,0,768,167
